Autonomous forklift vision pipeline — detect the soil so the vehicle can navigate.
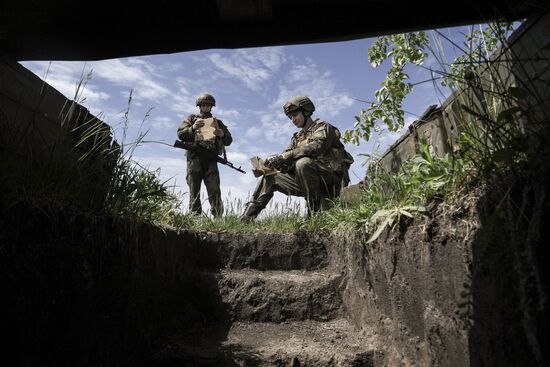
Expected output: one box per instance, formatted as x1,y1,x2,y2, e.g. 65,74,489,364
154,319,382,367
2,187,548,366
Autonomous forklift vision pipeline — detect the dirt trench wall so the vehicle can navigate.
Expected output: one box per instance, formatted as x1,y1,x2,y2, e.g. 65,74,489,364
330,181,548,366
3,194,547,366
329,212,472,366
1,203,335,366
334,14,550,363
1,204,211,367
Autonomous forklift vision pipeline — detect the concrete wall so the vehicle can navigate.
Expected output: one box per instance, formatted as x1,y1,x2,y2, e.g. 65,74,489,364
369,11,550,176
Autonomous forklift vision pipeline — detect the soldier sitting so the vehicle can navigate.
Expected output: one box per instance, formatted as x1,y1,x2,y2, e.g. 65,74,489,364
242,96,354,221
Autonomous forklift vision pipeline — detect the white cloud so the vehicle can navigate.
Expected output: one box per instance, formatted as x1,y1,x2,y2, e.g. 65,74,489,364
226,150,250,166
174,77,194,96
157,62,185,75
285,63,322,83
258,112,295,146
215,108,242,124
21,59,171,116
152,116,177,130
170,94,197,116
78,87,111,106
245,126,262,138
21,61,111,111
206,48,286,91
276,63,354,120
23,61,86,80
207,53,268,91
405,115,417,126
91,59,171,102
377,128,405,152
251,47,286,72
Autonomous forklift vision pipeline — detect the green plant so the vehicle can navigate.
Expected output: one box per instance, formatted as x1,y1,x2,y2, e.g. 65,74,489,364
0,67,183,226
347,19,548,363
298,140,464,239
345,22,516,146
168,195,307,233
102,91,182,224
367,205,426,243
361,143,459,234
344,32,429,144
335,20,536,243
439,23,515,90
0,67,115,210
105,161,180,224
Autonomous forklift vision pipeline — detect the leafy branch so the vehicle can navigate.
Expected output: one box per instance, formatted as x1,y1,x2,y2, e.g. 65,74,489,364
344,32,429,144
345,22,514,145
367,205,427,243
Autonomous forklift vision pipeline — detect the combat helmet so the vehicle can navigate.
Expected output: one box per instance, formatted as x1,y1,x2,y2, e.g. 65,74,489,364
283,96,315,117
196,93,216,106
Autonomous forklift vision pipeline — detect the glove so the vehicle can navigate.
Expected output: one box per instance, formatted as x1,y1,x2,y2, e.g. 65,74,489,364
192,119,205,130
264,154,286,169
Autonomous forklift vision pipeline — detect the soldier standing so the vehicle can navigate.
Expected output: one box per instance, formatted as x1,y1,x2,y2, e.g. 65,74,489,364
177,93,233,217
241,96,353,221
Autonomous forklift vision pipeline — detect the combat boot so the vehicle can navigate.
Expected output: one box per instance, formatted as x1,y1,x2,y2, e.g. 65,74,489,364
319,196,334,211
241,201,263,222
307,196,333,217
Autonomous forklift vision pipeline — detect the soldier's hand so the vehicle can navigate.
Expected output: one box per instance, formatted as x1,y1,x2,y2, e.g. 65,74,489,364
264,154,285,169
193,120,205,129
213,128,224,138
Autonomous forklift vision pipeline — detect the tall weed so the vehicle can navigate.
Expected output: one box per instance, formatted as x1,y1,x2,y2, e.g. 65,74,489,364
335,18,548,241
102,91,181,224
0,70,181,225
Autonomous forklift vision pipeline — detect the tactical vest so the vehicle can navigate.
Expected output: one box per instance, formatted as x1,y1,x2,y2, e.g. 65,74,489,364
192,115,224,155
294,120,354,185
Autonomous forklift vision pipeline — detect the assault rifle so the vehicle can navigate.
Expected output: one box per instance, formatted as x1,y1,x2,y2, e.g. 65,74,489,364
173,140,246,174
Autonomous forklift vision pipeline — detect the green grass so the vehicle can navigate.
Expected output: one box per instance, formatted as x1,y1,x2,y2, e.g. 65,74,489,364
164,141,464,236
163,135,472,236
166,195,306,233
0,81,182,226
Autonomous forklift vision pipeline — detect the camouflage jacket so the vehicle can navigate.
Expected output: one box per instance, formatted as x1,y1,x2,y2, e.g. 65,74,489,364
283,118,354,185
177,112,233,158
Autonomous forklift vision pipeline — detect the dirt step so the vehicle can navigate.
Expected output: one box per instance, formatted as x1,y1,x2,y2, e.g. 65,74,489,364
190,269,345,322
154,319,383,367
219,269,344,322
196,232,329,271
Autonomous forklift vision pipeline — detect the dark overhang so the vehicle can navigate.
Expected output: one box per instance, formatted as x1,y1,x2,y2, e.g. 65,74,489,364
1,0,544,61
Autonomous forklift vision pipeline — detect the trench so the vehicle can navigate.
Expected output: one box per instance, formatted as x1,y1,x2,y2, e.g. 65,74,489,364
2,9,549,366
3,178,548,367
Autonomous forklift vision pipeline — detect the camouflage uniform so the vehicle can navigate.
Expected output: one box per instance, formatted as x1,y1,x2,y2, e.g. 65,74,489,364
245,116,353,219
177,111,232,216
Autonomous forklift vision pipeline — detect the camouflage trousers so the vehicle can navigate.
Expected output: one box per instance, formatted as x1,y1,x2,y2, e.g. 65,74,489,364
186,156,223,217
249,157,342,215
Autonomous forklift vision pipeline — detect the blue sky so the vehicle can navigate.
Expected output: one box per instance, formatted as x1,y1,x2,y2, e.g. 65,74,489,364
21,27,474,215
